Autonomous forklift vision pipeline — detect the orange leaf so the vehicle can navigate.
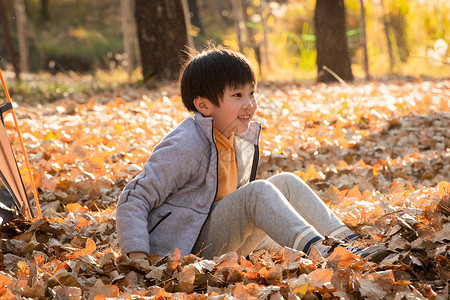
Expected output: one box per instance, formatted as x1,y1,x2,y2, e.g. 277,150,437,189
347,185,362,199
65,203,86,213
76,217,91,230
17,261,27,271
327,246,359,268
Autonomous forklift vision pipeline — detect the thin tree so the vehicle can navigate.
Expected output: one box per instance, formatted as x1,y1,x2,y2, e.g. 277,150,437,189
0,0,20,81
135,0,193,81
15,0,30,73
260,0,270,72
40,0,50,22
121,0,134,75
380,0,395,72
231,0,247,52
187,0,203,34
359,0,370,80
182,0,195,51
314,0,353,83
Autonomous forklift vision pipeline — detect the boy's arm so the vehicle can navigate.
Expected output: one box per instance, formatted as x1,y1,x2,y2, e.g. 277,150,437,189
116,136,203,256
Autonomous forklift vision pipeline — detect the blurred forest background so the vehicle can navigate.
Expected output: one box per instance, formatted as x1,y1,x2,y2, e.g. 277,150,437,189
0,0,449,92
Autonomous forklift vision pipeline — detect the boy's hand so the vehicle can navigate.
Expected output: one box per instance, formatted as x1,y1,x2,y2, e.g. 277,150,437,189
128,252,147,260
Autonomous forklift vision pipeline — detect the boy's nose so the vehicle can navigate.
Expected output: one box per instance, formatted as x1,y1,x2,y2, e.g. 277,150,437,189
244,96,256,109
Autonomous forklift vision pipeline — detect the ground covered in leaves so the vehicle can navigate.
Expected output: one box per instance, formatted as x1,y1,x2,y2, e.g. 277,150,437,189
0,78,449,299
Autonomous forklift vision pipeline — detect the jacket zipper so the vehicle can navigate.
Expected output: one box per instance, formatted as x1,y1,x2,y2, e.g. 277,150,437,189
211,123,219,202
249,123,261,181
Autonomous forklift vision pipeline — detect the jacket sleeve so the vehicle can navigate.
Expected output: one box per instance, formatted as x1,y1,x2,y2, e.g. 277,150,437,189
115,133,205,255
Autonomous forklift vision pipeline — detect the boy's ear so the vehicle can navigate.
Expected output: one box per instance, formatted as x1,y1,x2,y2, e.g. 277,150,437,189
193,97,213,116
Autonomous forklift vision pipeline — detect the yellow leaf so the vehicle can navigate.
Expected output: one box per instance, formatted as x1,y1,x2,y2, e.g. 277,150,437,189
17,261,27,271
44,131,58,141
113,123,124,134
339,160,349,169
295,170,307,182
438,181,449,197
306,165,321,180
289,274,310,297
281,102,292,113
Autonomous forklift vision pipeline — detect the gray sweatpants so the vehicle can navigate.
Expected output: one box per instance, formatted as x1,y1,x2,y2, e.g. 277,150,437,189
192,173,354,259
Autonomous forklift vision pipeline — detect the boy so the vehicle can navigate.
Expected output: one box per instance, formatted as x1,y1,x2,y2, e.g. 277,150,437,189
116,47,387,261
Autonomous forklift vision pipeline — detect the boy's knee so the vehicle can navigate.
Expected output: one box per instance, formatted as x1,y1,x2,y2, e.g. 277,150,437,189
268,172,310,195
269,172,305,186
251,179,277,190
248,179,280,196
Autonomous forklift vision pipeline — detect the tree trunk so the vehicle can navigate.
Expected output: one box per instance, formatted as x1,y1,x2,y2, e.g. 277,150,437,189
0,0,20,81
231,0,246,52
380,0,394,72
135,0,192,81
359,0,370,80
314,0,353,83
187,0,203,33
14,0,30,73
181,0,195,51
260,0,270,72
40,0,50,22
121,0,134,75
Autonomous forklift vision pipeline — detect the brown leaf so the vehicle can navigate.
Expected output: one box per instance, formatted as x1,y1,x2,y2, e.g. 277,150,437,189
51,270,82,288
66,238,96,259
308,268,333,289
436,194,450,216
165,248,181,274
88,279,120,300
175,265,196,284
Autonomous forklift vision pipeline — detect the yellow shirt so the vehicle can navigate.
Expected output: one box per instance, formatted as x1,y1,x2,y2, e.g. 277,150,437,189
213,128,238,202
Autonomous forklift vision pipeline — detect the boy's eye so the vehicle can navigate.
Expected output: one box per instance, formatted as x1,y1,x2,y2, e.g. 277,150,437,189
233,93,242,97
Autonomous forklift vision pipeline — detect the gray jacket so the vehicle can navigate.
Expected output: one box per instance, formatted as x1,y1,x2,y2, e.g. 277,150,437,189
116,112,261,257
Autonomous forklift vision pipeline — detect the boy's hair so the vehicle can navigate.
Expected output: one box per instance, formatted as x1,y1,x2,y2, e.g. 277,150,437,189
180,47,256,112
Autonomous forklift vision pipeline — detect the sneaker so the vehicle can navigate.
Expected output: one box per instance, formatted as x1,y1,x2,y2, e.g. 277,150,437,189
328,243,391,263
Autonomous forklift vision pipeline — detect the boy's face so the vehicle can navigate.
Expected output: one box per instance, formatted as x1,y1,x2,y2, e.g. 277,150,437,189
207,83,257,138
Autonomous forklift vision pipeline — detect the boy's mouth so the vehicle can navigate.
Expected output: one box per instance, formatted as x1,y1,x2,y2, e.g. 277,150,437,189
238,115,251,121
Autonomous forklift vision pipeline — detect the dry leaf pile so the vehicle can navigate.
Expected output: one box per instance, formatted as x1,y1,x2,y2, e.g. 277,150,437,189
0,79,449,299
